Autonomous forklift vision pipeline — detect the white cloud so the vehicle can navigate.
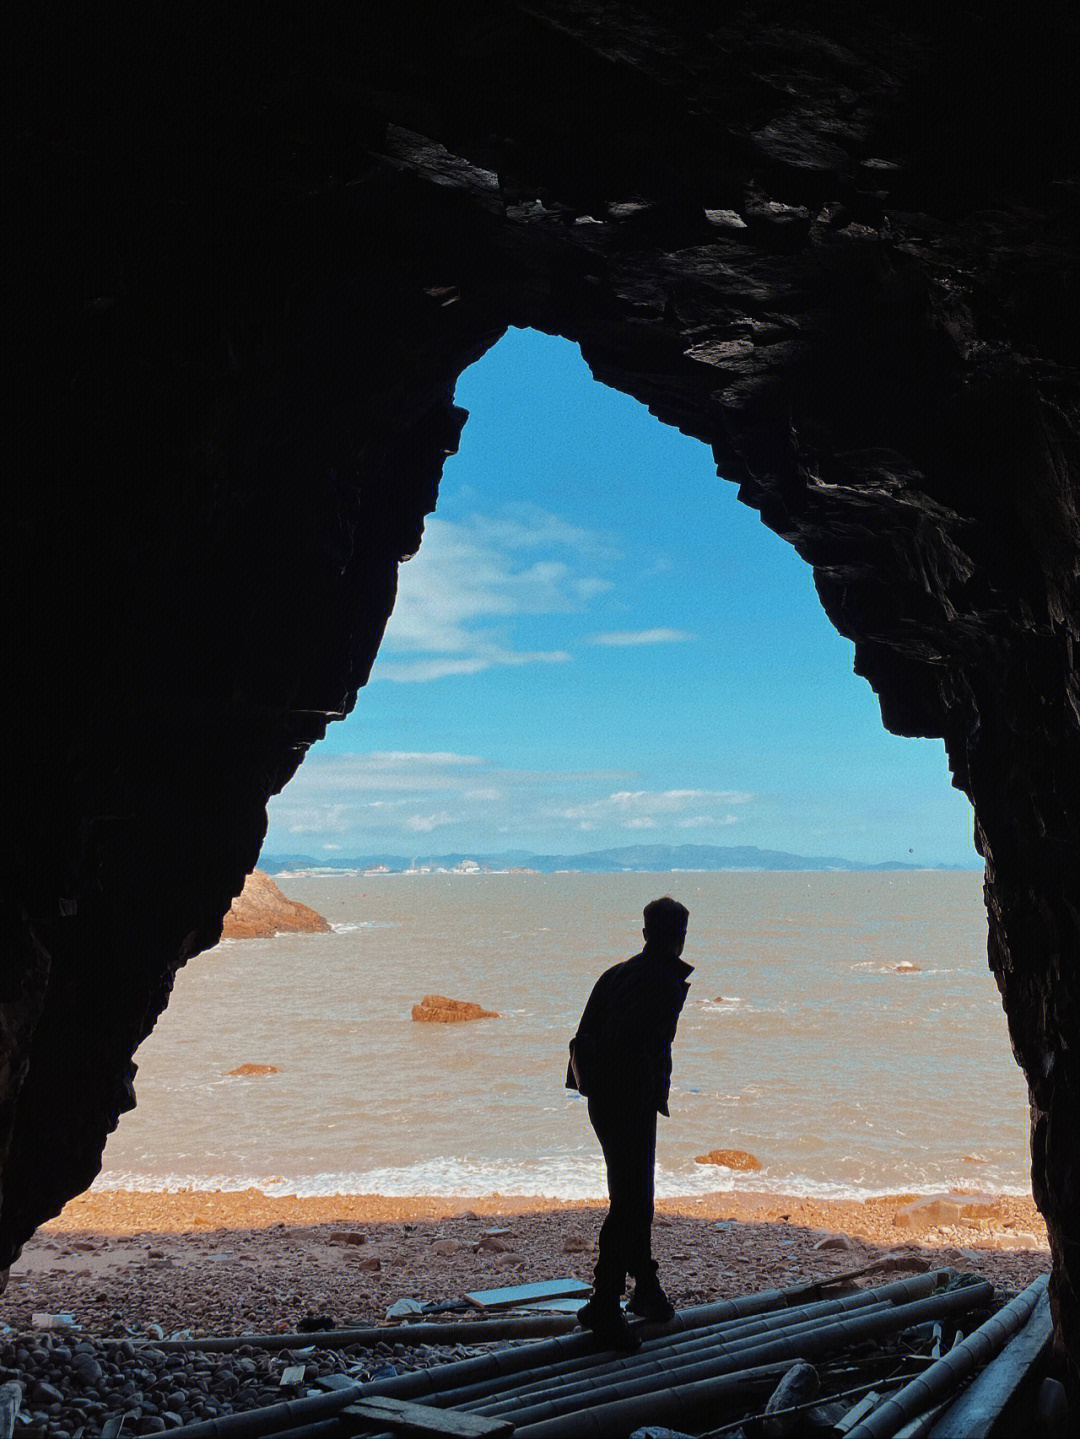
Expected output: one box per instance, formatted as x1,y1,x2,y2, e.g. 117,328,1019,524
549,789,753,828
406,811,459,833
374,648,571,684
280,802,354,834
370,506,612,682
281,752,485,795
267,751,754,852
589,628,694,646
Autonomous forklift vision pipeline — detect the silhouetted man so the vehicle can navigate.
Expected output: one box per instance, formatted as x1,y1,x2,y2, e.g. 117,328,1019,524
566,896,692,1348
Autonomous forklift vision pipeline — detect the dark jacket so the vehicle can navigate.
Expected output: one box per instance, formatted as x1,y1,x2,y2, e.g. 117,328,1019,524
566,943,693,1116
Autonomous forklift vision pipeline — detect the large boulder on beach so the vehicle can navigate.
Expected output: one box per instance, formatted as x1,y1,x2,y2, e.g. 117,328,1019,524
694,1149,762,1172
411,995,500,1022
893,1192,1006,1230
220,870,331,940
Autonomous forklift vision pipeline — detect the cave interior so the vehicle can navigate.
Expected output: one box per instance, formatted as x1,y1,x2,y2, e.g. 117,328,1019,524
7,0,1080,1372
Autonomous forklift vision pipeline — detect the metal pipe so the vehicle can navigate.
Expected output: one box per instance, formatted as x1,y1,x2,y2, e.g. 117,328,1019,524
843,1274,1048,1439
109,1311,581,1354
318,1289,802,1410
471,1301,902,1417
505,1358,869,1439
161,1273,961,1439
427,1271,946,1411
499,1284,994,1434
160,1290,794,1438
927,1284,1054,1438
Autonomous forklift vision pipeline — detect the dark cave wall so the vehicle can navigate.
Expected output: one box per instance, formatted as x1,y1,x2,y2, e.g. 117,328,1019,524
8,0,1080,1369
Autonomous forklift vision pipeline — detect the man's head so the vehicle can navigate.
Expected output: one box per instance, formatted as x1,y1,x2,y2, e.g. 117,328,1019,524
642,896,689,955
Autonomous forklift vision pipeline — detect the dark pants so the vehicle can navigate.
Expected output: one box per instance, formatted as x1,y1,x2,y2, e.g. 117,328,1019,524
588,1095,657,1299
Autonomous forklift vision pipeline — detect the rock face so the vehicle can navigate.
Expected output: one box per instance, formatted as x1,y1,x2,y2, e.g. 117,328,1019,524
411,996,500,1023
219,870,330,940
6,0,1080,1376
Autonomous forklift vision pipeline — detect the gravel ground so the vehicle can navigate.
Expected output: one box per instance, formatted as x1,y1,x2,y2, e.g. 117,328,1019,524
0,1187,1052,1435
0,1330,510,1436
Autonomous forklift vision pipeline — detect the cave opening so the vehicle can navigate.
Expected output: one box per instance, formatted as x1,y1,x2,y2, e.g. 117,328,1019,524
86,328,1032,1217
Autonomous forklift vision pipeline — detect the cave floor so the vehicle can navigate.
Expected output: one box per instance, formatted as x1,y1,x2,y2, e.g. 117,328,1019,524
3,1189,1050,1338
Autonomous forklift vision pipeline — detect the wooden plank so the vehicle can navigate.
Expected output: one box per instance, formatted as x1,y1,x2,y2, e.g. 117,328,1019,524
342,1395,514,1435
928,1289,1054,1438
462,1277,590,1310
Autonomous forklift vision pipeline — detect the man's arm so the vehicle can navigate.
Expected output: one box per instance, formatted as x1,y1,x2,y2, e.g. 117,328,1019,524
566,977,605,1093
653,976,691,1116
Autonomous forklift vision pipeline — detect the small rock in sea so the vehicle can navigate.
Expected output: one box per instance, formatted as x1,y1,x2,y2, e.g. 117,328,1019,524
431,1239,463,1256
411,995,500,1023
693,1149,762,1172
962,1153,989,1164
894,961,921,973
227,1064,279,1077
813,1234,856,1251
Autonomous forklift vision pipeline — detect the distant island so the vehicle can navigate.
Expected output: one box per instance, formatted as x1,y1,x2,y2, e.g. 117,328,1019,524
260,843,980,876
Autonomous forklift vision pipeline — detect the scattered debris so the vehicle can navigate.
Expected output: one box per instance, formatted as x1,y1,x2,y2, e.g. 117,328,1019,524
462,1277,591,1312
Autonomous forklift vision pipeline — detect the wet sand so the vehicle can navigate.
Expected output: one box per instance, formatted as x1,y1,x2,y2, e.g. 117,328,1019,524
4,1187,1050,1337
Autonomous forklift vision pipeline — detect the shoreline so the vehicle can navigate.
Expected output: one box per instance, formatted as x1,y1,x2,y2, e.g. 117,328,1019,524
4,1186,1050,1339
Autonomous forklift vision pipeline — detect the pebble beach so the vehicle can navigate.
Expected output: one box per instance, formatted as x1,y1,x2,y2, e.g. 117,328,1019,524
0,1185,1051,1436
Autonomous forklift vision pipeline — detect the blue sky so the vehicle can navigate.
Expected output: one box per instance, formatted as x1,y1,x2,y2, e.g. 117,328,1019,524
263,329,978,865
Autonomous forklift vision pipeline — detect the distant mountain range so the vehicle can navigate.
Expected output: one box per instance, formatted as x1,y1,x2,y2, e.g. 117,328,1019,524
261,843,980,875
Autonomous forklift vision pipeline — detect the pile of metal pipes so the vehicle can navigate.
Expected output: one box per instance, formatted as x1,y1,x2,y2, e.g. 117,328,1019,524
165,1267,1005,1438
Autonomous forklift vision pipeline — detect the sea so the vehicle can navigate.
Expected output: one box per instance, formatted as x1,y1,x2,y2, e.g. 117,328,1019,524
95,871,1032,1202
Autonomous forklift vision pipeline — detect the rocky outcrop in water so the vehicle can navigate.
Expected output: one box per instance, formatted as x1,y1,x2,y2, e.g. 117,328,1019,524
219,871,330,940
411,997,500,1024
694,1150,763,1173
7,0,1080,1376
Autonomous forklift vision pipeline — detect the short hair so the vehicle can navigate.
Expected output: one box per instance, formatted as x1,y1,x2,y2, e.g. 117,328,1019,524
643,895,689,945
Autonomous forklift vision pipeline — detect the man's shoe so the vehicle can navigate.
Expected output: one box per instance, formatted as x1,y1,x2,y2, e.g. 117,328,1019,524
577,1297,641,1352
628,1279,675,1323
